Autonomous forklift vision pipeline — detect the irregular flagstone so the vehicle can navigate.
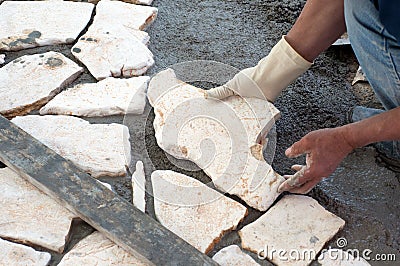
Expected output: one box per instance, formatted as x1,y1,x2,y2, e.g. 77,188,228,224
352,66,368,85
132,161,146,212
152,170,248,253
40,76,149,117
11,115,131,178
318,249,371,266
0,238,51,266
0,54,5,64
58,231,149,266
239,195,345,266
212,245,260,266
0,1,94,51
147,69,285,211
0,51,83,118
0,168,76,253
71,0,157,80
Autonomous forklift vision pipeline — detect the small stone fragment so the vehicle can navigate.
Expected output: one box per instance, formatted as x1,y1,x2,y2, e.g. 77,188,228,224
239,195,345,266
152,170,248,253
352,66,368,85
318,249,371,266
332,33,350,46
98,180,112,191
11,115,131,178
71,0,157,80
0,238,51,266
58,231,150,266
0,51,83,118
40,76,149,117
132,161,146,212
0,54,5,64
0,1,94,51
148,69,284,211
213,245,260,266
0,168,76,253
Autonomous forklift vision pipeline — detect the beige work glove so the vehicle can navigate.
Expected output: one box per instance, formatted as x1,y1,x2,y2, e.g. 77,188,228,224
205,36,312,102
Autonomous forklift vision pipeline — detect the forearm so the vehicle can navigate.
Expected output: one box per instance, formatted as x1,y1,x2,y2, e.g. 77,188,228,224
343,107,400,149
286,0,346,62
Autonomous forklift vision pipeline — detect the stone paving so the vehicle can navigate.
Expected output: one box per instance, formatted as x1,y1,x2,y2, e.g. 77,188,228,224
0,1,371,265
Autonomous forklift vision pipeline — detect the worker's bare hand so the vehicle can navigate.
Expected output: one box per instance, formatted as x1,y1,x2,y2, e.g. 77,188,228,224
278,127,354,194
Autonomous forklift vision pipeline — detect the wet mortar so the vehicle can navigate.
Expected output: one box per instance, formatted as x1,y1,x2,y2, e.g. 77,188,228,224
1,0,399,265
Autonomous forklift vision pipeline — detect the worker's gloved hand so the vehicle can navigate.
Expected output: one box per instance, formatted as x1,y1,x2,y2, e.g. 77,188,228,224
205,36,312,102
277,127,355,194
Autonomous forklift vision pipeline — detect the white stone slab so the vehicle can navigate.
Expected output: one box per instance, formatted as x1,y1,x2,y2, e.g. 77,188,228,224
0,168,76,253
0,54,5,64
0,51,83,118
132,161,146,212
152,170,248,253
0,1,94,51
213,245,260,266
318,249,371,266
40,76,149,117
0,238,51,266
11,115,131,178
239,195,345,266
71,0,157,80
58,231,149,266
332,33,350,46
352,66,368,85
147,69,285,211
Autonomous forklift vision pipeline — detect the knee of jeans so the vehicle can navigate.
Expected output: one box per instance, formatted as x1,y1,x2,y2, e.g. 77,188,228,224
344,0,360,37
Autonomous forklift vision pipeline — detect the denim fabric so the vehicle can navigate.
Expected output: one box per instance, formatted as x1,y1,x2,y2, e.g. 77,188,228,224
345,0,400,159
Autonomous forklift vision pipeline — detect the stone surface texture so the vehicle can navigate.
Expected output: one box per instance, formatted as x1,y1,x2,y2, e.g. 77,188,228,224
152,170,248,253
0,51,83,118
318,249,371,266
0,1,94,51
148,69,284,211
0,54,5,64
239,195,345,266
132,161,146,212
58,231,149,266
0,51,83,117
11,115,131,178
40,76,149,117
0,168,76,253
212,245,260,266
0,238,51,266
71,0,157,80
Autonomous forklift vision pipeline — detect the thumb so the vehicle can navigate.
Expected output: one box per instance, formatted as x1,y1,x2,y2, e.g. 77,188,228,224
285,139,308,158
205,86,235,100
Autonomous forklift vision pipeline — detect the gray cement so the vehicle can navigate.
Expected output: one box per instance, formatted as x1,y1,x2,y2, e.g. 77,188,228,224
1,0,399,265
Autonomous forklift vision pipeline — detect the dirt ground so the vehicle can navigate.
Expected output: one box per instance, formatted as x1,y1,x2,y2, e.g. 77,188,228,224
2,0,399,265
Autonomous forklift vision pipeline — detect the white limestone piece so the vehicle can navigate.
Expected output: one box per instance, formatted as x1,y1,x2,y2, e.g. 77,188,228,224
0,54,5,64
0,168,76,253
11,115,131,178
0,238,51,266
58,231,149,266
71,0,157,80
147,69,285,211
98,180,113,191
318,249,371,266
0,1,94,51
352,66,368,85
239,195,346,266
152,170,248,253
40,76,149,117
213,245,260,266
0,51,83,118
132,161,146,212
332,33,350,46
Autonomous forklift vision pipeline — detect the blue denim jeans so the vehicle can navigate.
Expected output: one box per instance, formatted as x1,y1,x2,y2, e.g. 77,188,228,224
345,0,400,159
